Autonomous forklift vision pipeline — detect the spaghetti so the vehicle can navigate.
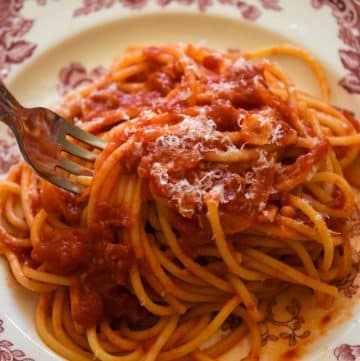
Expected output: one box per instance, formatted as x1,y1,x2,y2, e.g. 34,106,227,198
1,44,360,361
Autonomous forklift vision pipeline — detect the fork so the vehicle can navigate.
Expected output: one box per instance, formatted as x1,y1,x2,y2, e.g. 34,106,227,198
0,80,107,194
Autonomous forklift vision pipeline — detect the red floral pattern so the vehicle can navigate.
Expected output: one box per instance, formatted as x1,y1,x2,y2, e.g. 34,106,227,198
57,62,105,95
332,252,360,298
73,0,281,20
312,0,360,94
334,345,360,361
333,252,360,360
0,0,36,79
260,0,282,10
0,320,34,361
223,296,311,347
260,298,311,347
0,0,48,80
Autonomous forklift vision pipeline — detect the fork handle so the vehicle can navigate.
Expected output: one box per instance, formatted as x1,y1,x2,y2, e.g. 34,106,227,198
0,80,22,130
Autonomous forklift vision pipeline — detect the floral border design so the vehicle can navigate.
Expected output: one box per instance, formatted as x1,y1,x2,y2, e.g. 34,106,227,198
223,297,311,347
260,298,311,347
2,0,360,95
0,320,34,361
332,253,360,298
311,0,360,94
334,344,360,361
1,0,282,80
332,253,360,360
0,0,47,80
73,0,281,20
57,62,105,95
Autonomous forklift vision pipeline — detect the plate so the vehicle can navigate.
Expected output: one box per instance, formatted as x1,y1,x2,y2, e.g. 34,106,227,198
1,1,360,360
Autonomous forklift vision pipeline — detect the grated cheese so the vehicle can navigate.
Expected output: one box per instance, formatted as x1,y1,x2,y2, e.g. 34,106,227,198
233,57,251,72
211,82,235,92
151,162,169,186
270,123,284,144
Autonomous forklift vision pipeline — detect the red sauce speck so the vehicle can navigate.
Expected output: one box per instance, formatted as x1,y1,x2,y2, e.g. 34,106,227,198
321,312,332,327
203,54,221,72
41,181,85,224
147,71,173,95
70,286,103,328
279,348,300,361
32,228,90,274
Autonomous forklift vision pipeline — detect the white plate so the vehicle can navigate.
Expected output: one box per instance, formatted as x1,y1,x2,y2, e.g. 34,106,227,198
1,1,360,360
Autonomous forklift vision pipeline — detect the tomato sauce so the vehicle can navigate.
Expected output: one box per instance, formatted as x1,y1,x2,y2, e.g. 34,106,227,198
36,48,332,328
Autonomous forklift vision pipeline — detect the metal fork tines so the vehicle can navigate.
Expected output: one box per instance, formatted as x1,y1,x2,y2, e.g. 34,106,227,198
56,121,108,190
0,80,107,194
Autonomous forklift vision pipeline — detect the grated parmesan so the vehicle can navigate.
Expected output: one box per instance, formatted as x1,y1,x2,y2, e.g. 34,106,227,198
233,57,251,72
270,124,284,144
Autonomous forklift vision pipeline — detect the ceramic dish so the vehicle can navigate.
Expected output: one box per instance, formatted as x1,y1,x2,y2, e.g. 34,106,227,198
1,1,360,360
